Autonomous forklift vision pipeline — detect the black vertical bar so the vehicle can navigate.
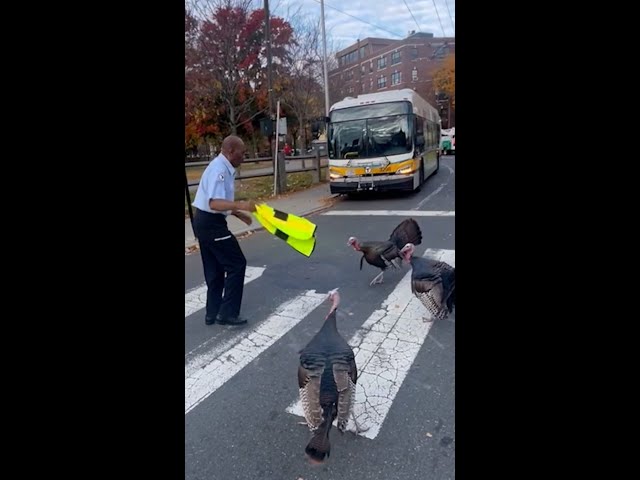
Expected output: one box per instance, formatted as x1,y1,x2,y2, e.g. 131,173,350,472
185,166,194,231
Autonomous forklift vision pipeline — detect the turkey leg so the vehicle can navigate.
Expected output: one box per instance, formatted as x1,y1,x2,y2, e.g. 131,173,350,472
369,271,384,285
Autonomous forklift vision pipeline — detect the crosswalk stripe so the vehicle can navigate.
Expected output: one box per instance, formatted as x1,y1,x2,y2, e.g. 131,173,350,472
185,266,266,318
185,289,328,415
322,210,454,216
286,248,455,439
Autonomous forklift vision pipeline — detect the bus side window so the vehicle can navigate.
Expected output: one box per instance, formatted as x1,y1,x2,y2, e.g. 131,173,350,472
415,115,424,151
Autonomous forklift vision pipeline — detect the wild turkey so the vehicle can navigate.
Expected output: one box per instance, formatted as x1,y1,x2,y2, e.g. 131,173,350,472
348,218,422,285
297,288,358,463
400,243,455,321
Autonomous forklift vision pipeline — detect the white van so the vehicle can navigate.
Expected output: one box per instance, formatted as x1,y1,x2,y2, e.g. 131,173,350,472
440,127,455,155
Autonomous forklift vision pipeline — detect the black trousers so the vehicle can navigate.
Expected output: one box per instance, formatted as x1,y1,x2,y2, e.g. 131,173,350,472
192,209,247,321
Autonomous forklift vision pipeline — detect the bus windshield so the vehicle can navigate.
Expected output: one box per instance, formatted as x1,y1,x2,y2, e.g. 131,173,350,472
328,102,414,160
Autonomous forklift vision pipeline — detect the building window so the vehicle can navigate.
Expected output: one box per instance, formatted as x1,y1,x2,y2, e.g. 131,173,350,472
411,47,418,59
391,71,401,85
359,46,366,58
369,61,373,72
377,76,387,89
391,51,401,65
412,67,418,82
377,56,386,70
341,50,359,65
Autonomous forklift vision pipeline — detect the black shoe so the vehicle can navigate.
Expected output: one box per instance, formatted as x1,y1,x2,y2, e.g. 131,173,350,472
215,315,248,326
205,316,217,325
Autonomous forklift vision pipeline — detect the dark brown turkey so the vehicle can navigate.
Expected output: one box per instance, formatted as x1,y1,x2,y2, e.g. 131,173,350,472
348,218,422,286
297,288,358,463
400,243,455,321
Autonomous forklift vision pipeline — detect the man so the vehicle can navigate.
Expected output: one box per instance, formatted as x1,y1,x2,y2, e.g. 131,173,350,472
192,135,257,326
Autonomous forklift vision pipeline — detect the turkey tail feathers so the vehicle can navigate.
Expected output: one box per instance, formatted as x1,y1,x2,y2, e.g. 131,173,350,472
305,411,333,463
389,218,422,249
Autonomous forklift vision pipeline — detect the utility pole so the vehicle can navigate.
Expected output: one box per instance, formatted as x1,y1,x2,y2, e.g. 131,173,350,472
265,0,279,190
265,0,285,194
320,0,330,118
265,0,274,118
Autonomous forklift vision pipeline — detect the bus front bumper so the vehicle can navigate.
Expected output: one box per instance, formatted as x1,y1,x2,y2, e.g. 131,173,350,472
329,174,415,194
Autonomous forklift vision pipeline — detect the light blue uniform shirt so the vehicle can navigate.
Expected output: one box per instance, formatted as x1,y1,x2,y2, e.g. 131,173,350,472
192,153,236,215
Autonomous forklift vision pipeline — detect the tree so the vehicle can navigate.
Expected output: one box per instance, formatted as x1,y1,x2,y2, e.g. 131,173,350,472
185,6,224,152
197,3,293,135
434,53,455,109
280,15,325,151
185,7,201,150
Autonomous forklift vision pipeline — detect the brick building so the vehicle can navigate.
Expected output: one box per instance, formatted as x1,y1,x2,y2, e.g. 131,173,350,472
328,32,454,112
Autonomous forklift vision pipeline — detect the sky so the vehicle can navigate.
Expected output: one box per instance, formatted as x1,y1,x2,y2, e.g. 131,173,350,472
257,0,455,52
188,1,455,55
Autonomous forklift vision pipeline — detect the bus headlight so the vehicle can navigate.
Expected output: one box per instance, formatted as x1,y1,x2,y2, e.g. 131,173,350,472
397,166,416,175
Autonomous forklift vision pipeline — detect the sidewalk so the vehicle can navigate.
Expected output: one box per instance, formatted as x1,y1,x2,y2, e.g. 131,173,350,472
185,182,340,251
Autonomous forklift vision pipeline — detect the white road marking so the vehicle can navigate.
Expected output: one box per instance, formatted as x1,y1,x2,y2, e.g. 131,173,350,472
184,266,266,318
286,248,455,439
185,290,328,414
321,210,454,216
413,164,455,210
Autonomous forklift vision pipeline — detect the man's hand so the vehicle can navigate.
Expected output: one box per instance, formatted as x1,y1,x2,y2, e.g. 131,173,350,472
238,200,257,212
233,210,253,226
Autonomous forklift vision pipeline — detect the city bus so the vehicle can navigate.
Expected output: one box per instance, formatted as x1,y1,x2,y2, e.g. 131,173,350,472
327,88,441,194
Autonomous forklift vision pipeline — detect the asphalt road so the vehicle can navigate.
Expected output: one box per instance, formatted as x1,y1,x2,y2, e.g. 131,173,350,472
185,156,456,480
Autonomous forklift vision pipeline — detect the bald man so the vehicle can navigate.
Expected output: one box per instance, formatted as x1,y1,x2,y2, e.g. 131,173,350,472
192,135,257,326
